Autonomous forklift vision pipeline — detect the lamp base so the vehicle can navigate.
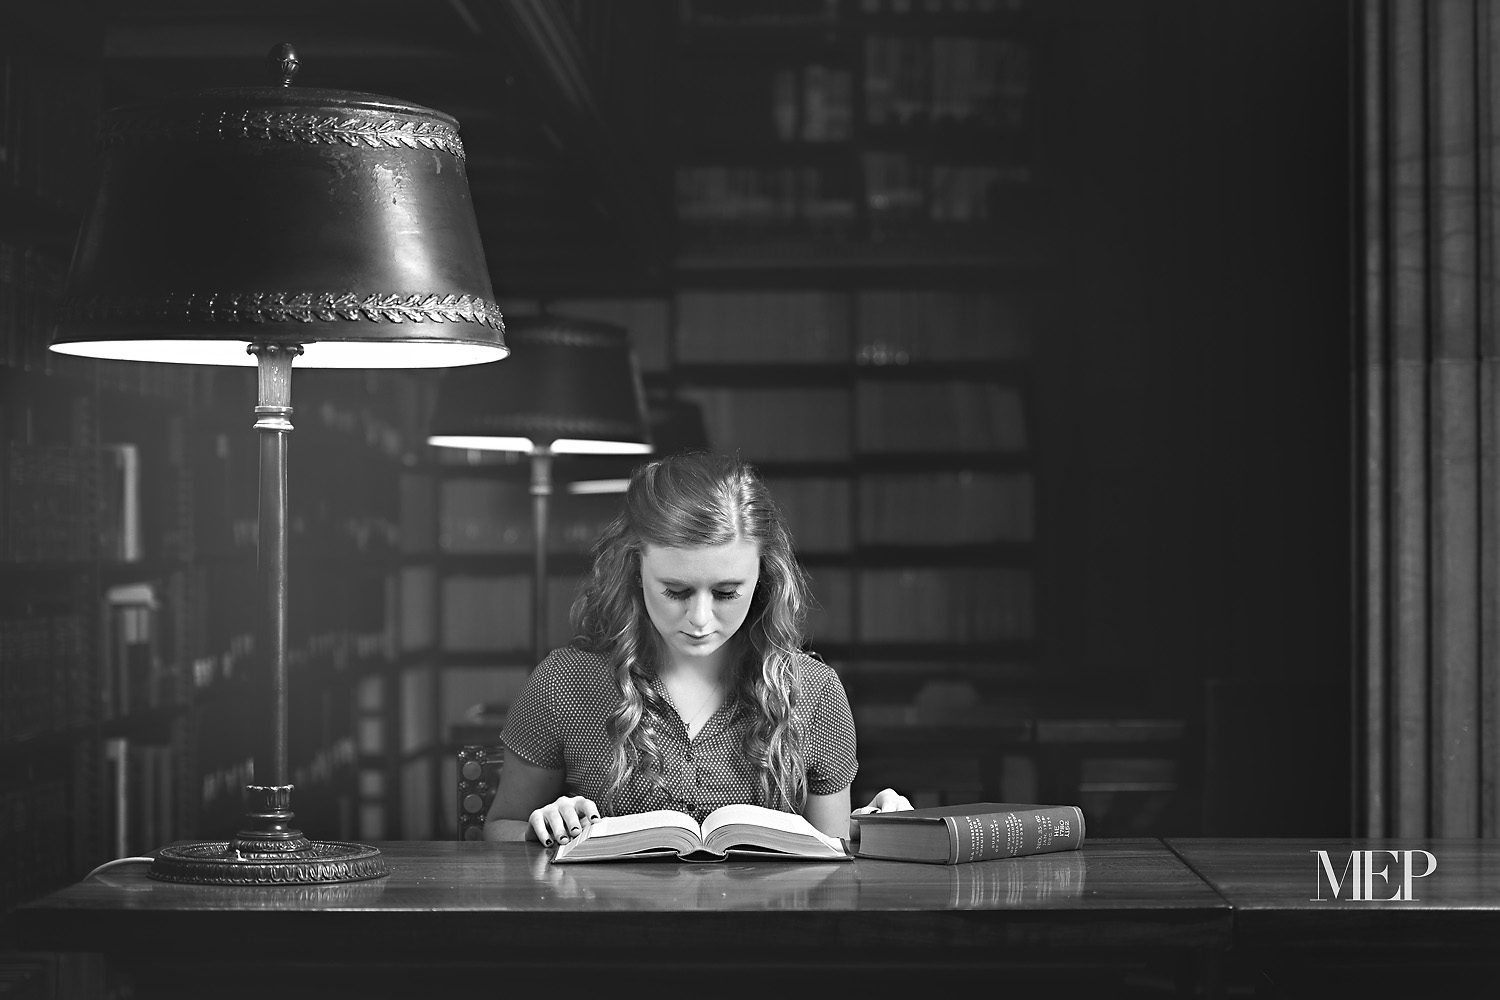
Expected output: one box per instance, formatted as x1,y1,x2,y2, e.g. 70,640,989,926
148,840,388,886
148,783,388,886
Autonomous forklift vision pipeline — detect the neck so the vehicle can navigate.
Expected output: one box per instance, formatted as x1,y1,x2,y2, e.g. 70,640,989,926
659,639,735,684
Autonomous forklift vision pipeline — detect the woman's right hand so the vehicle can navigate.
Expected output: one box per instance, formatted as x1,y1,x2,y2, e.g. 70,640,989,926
528,795,601,847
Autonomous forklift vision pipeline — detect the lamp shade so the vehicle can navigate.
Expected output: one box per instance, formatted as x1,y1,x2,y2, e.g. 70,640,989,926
560,396,710,494
428,314,652,454
50,45,507,368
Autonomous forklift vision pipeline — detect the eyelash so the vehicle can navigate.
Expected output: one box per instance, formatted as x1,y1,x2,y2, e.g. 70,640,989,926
662,588,740,602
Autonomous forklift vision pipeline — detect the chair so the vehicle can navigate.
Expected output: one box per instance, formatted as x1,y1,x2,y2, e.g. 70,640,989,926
457,745,505,840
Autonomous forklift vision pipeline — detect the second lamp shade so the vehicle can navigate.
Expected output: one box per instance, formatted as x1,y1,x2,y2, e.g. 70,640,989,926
428,314,653,454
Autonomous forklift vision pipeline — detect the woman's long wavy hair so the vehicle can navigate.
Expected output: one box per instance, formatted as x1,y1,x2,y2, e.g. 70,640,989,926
571,451,813,813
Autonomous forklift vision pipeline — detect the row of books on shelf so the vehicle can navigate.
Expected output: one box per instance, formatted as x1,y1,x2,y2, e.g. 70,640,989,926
854,288,1031,362
3,432,406,569
197,753,255,822
679,382,1026,460
422,565,1031,652
675,290,850,363
100,581,185,721
0,610,88,742
3,569,396,748
863,153,1030,226
678,0,1025,31
0,239,68,374
776,65,854,143
429,574,582,655
856,0,1026,16
864,380,1026,450
676,165,856,232
803,566,1033,643
1,442,95,563
672,288,1031,364
688,34,1027,148
102,736,178,859
285,628,395,674
436,480,624,555
288,735,358,796
0,775,71,910
675,160,1027,231
680,64,853,148
0,440,195,564
111,734,359,855
678,38,1025,142
859,567,1032,641
767,471,1034,551
864,35,1029,134
0,46,100,218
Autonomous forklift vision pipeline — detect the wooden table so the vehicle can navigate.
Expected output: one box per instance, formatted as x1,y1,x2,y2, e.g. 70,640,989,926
1168,838,1500,996
15,839,1228,998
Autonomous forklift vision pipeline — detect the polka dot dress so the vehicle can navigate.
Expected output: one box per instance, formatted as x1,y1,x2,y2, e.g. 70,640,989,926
500,646,859,823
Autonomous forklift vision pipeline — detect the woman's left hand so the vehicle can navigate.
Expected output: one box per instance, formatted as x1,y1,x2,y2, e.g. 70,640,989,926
852,787,913,815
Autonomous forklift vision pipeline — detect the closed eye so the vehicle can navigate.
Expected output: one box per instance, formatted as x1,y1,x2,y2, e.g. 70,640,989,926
662,588,741,601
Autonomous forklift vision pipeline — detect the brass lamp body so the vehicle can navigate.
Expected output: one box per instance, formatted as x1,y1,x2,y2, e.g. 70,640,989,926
51,46,508,884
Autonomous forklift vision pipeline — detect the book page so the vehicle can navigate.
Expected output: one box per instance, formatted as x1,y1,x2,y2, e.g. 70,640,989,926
700,803,846,855
553,808,706,862
585,808,703,842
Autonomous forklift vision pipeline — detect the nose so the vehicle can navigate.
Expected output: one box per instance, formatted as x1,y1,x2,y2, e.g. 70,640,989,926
685,592,714,630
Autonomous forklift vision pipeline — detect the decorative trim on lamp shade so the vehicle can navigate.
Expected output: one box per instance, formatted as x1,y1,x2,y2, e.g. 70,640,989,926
427,315,653,454
49,80,507,368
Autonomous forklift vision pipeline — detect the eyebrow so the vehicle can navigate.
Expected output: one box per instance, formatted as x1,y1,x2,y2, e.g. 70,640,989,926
656,578,747,588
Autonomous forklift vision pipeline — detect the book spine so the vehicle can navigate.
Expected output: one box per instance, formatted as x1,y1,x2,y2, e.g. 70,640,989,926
942,805,1085,864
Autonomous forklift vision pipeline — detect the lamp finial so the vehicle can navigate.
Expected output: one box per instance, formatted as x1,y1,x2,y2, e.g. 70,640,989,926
268,42,300,87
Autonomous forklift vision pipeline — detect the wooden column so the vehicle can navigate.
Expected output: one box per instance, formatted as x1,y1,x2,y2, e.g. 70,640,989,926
1359,0,1499,837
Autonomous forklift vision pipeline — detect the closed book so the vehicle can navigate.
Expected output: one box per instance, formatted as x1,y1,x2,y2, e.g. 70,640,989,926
855,802,1086,864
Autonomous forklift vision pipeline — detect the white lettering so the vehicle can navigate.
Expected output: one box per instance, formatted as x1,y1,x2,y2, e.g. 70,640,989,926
1312,850,1356,900
1402,850,1437,900
1312,848,1439,901
1363,850,1397,900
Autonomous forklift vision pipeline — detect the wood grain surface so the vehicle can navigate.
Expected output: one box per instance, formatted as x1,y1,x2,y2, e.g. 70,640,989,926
17,839,1227,965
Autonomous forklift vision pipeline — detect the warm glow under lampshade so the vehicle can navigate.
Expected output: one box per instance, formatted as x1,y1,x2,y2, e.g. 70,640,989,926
49,52,508,368
427,315,653,454
560,396,711,494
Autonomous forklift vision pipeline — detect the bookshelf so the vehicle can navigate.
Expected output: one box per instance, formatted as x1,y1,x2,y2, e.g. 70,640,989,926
671,0,1046,269
665,0,1183,829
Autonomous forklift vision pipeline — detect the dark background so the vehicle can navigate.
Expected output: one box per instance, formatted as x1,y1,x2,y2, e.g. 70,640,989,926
0,0,1354,874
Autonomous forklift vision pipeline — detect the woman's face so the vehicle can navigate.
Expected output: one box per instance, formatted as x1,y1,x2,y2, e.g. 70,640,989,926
640,539,761,668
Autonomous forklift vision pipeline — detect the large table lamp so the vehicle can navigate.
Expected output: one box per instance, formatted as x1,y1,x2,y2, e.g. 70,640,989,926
49,45,509,884
426,314,652,668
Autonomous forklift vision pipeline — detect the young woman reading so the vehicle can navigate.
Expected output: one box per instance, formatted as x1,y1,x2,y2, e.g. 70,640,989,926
484,451,911,848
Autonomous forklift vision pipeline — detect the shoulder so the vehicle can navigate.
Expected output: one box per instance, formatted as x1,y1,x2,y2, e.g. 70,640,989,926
530,646,613,690
791,650,845,703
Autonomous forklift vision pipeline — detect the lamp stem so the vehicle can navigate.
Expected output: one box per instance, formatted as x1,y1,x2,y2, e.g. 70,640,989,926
530,447,553,668
253,344,298,788
146,343,386,884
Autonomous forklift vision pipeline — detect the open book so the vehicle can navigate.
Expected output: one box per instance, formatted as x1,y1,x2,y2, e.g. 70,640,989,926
551,803,851,863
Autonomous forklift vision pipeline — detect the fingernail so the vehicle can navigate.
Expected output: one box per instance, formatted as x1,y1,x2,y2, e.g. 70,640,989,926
570,827,580,836
545,838,553,847
559,836,569,844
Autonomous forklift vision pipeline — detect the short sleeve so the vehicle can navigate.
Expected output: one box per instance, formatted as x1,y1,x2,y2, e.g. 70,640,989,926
499,655,566,770
802,661,859,796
